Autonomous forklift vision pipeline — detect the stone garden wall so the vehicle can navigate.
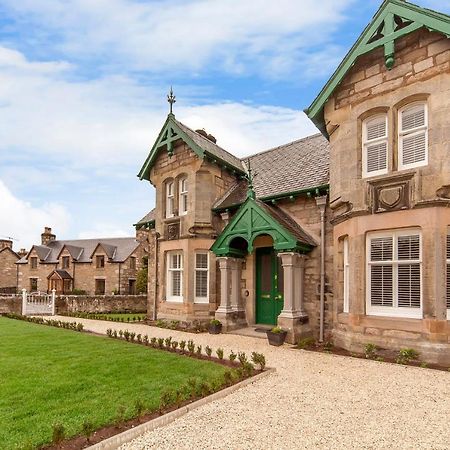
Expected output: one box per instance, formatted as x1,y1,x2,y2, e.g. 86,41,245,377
0,294,148,315
56,295,148,314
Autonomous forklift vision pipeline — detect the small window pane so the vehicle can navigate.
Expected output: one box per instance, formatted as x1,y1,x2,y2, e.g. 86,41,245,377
196,253,208,269
370,237,393,261
397,235,420,260
397,264,421,308
366,117,387,140
366,142,387,173
195,271,208,297
370,265,393,306
402,132,426,165
172,271,181,296
402,105,425,131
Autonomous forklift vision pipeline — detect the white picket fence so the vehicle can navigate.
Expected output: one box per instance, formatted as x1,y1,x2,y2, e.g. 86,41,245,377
22,289,56,316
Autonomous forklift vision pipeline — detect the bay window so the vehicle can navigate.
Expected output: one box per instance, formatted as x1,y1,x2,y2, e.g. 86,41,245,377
194,252,209,303
167,251,183,302
366,229,422,318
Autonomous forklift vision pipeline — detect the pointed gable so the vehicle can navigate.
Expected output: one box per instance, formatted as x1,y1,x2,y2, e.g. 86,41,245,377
306,0,450,136
211,196,315,257
138,114,245,182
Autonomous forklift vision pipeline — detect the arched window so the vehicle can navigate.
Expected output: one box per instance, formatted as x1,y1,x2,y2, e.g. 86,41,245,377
179,177,188,215
398,102,428,170
362,114,388,178
165,180,175,218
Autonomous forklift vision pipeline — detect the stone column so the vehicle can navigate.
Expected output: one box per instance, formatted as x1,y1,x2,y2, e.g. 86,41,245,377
230,258,243,312
216,257,233,314
277,252,309,343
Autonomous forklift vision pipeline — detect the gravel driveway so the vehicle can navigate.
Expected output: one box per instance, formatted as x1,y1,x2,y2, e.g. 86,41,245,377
55,316,450,449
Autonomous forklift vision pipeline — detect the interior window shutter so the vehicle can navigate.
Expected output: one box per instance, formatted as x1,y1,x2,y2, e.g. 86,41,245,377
365,116,387,175
370,237,393,307
400,104,427,167
397,235,421,308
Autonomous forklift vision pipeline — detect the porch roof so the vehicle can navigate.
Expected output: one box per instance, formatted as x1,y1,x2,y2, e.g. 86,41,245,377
47,269,72,280
211,196,316,257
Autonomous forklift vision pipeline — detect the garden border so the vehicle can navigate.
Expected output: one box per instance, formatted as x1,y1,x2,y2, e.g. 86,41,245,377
87,368,275,450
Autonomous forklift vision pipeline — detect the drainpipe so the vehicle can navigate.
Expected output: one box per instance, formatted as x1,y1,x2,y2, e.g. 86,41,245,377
315,195,327,342
152,231,160,321
118,262,121,295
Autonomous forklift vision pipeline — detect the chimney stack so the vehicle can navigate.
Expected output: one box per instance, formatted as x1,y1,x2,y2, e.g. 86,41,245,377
18,248,27,258
41,227,56,245
0,239,12,250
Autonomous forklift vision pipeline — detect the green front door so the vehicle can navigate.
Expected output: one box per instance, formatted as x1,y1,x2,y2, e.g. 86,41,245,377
255,247,284,325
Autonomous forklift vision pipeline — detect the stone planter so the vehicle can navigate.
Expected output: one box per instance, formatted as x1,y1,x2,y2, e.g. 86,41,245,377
208,322,222,334
266,330,287,346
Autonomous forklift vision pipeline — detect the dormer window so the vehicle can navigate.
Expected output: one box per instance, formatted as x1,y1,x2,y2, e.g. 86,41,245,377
179,177,188,215
166,181,175,218
398,102,427,170
96,255,105,268
362,114,388,178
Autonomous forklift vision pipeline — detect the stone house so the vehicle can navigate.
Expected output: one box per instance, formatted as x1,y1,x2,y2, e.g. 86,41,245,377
0,240,20,293
17,227,148,295
138,0,450,363
305,0,450,363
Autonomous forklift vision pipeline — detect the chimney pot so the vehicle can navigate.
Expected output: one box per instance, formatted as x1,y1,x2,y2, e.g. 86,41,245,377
41,226,56,245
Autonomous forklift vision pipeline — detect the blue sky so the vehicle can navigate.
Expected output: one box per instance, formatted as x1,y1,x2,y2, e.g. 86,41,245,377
0,0,448,249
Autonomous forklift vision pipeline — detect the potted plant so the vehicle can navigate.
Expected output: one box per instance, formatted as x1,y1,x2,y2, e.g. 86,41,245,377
208,319,222,334
266,326,287,346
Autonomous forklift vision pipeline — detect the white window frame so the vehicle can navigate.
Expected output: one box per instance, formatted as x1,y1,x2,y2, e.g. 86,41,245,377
166,181,175,218
398,102,428,171
366,229,422,319
179,177,188,216
194,251,209,303
167,251,183,302
446,231,450,320
343,237,349,313
362,114,389,178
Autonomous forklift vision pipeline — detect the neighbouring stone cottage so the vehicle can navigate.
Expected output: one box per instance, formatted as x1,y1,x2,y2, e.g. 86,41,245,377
138,0,450,363
0,240,21,293
17,227,149,295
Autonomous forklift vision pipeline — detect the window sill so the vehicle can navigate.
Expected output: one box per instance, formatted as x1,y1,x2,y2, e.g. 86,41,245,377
366,308,423,320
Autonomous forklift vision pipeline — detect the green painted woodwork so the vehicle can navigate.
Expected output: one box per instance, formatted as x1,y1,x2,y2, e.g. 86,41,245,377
255,247,284,325
306,0,450,137
211,184,330,213
134,220,155,230
210,196,313,257
138,114,245,182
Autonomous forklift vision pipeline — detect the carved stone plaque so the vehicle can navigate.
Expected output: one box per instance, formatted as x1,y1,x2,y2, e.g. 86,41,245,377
370,174,412,213
167,223,180,240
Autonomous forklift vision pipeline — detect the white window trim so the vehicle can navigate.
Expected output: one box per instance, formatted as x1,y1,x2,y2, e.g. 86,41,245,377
446,231,450,320
194,251,209,303
398,102,428,171
343,237,349,313
362,114,389,178
179,178,188,216
167,251,183,302
166,181,175,218
366,229,423,319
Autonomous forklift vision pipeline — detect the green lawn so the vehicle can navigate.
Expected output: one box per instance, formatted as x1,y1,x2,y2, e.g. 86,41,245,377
0,317,227,449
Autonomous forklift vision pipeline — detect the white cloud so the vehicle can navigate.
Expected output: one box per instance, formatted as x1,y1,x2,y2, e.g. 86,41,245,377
0,180,70,250
77,224,133,240
0,46,319,169
1,0,353,77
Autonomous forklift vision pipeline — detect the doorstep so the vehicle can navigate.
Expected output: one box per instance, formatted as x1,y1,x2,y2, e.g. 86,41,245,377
227,325,272,340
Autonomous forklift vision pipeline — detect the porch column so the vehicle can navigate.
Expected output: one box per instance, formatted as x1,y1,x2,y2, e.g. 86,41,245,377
278,252,305,318
216,257,233,314
230,258,243,312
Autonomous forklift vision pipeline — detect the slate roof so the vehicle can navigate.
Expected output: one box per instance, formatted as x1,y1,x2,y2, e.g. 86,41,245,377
135,209,155,226
174,119,245,173
18,238,139,264
48,269,73,280
258,201,317,247
214,133,329,209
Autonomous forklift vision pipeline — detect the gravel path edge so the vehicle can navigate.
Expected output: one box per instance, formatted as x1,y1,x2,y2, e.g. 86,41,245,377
86,368,276,450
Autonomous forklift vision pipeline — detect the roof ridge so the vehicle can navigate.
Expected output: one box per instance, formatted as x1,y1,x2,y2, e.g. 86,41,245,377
241,133,323,160
174,117,246,169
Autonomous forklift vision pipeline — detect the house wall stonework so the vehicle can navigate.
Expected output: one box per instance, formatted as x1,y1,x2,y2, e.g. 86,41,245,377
324,28,450,363
148,141,237,322
0,249,19,291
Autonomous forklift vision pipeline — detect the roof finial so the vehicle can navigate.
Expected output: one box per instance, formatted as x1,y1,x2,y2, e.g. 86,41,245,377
245,158,256,200
167,86,176,115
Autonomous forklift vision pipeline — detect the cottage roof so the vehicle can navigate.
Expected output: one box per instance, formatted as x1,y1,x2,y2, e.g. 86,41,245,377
0,247,20,259
17,237,139,264
213,134,329,210
135,209,155,227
